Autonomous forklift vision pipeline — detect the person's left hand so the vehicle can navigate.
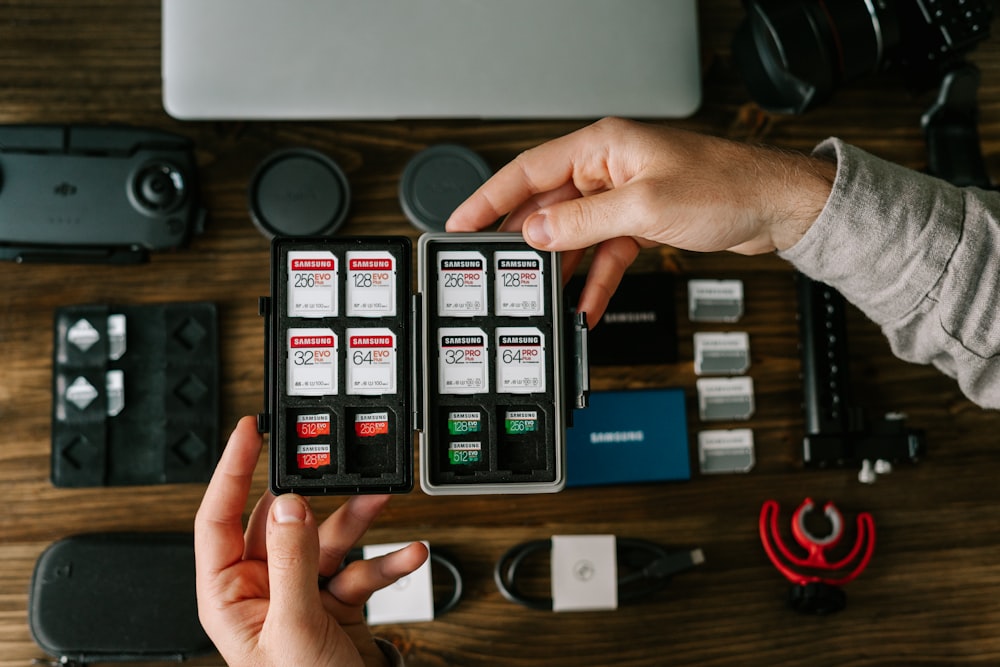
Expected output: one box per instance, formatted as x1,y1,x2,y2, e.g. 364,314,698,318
195,416,428,667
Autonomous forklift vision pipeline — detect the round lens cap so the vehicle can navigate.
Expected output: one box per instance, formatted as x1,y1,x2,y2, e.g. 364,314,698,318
399,144,492,232
249,148,351,238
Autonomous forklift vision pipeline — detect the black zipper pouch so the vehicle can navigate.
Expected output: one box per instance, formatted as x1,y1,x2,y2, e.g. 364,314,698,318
28,532,214,665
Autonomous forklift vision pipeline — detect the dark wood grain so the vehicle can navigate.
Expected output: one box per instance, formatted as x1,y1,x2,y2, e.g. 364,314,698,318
2,2,1000,665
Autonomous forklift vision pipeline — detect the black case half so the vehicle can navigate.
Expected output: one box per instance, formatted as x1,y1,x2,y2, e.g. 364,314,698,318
28,532,213,665
261,233,588,496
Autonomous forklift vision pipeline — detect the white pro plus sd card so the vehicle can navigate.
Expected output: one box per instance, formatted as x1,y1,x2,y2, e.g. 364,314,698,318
438,327,488,394
346,328,396,395
437,251,487,317
494,250,544,316
346,251,396,317
287,328,338,396
287,251,338,317
496,327,546,394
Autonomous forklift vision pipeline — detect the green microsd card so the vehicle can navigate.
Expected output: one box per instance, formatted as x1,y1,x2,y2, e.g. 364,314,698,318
504,410,538,435
447,411,482,435
448,442,482,465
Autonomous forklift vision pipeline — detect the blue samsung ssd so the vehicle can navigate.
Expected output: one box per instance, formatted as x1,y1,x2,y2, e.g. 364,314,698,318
566,388,690,487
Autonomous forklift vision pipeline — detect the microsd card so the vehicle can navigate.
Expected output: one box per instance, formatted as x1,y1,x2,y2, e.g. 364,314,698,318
346,328,396,395
448,441,483,465
447,411,483,435
438,327,488,394
354,411,391,438
287,251,338,317
496,327,545,394
287,328,338,396
346,251,396,317
504,410,539,435
296,443,332,470
437,251,487,317
494,251,544,316
295,413,331,439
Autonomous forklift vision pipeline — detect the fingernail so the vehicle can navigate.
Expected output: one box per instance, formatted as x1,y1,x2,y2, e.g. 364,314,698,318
273,495,307,524
523,212,552,247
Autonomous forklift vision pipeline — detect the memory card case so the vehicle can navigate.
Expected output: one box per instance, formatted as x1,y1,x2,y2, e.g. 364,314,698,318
259,233,589,496
28,532,214,665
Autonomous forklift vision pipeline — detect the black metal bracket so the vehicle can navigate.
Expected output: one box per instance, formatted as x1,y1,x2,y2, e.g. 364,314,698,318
796,274,926,482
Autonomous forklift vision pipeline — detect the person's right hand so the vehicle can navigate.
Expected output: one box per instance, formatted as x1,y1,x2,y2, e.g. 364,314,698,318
446,117,836,324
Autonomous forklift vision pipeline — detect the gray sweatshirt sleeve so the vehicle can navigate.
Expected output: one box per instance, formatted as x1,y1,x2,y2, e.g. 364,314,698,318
778,138,1000,409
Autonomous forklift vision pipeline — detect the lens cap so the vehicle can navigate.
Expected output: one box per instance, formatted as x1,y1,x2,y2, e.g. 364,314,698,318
399,144,492,233
249,148,351,238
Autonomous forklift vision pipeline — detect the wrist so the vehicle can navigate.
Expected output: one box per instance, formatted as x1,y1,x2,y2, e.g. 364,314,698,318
765,150,836,252
757,147,837,251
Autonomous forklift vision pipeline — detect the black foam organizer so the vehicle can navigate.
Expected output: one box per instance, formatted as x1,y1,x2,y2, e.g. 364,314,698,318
51,302,220,487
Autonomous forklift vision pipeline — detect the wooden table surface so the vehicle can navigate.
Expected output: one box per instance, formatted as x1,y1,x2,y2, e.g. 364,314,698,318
2,2,1000,666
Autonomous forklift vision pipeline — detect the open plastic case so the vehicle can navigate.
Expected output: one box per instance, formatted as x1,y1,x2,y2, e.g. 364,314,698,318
260,233,588,496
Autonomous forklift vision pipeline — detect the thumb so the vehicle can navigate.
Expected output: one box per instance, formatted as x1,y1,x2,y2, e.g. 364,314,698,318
521,187,649,252
265,494,323,626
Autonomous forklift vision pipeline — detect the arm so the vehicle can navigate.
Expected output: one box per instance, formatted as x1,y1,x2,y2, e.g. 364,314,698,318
780,139,1000,409
446,117,1000,409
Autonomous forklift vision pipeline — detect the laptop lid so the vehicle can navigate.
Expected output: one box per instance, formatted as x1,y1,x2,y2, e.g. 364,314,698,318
162,0,702,120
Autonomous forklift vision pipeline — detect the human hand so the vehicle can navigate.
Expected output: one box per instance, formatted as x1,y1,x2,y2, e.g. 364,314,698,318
446,117,835,324
195,416,428,667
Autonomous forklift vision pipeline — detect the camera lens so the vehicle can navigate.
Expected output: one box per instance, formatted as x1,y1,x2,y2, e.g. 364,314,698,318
733,0,890,114
133,163,186,212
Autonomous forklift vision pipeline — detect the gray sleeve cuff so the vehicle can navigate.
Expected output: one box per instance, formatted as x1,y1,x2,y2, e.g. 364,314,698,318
779,137,963,324
780,137,1000,409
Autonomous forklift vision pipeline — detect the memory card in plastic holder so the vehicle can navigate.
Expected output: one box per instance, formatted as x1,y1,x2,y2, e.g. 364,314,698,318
261,233,588,496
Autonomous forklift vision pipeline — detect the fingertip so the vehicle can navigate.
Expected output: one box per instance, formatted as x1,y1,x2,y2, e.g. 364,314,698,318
522,212,552,248
383,542,430,580
225,416,264,456
576,288,611,329
232,414,260,437
272,493,309,524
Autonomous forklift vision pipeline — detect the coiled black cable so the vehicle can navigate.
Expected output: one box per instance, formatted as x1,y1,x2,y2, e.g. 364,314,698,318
494,537,704,610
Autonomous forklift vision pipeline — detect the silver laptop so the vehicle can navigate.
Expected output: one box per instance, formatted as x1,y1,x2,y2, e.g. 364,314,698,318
162,0,701,120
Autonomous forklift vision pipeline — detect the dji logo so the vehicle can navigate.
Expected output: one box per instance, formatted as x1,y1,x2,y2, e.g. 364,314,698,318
54,182,77,196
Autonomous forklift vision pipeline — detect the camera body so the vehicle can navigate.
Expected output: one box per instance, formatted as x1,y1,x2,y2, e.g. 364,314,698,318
0,125,204,263
734,0,993,114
